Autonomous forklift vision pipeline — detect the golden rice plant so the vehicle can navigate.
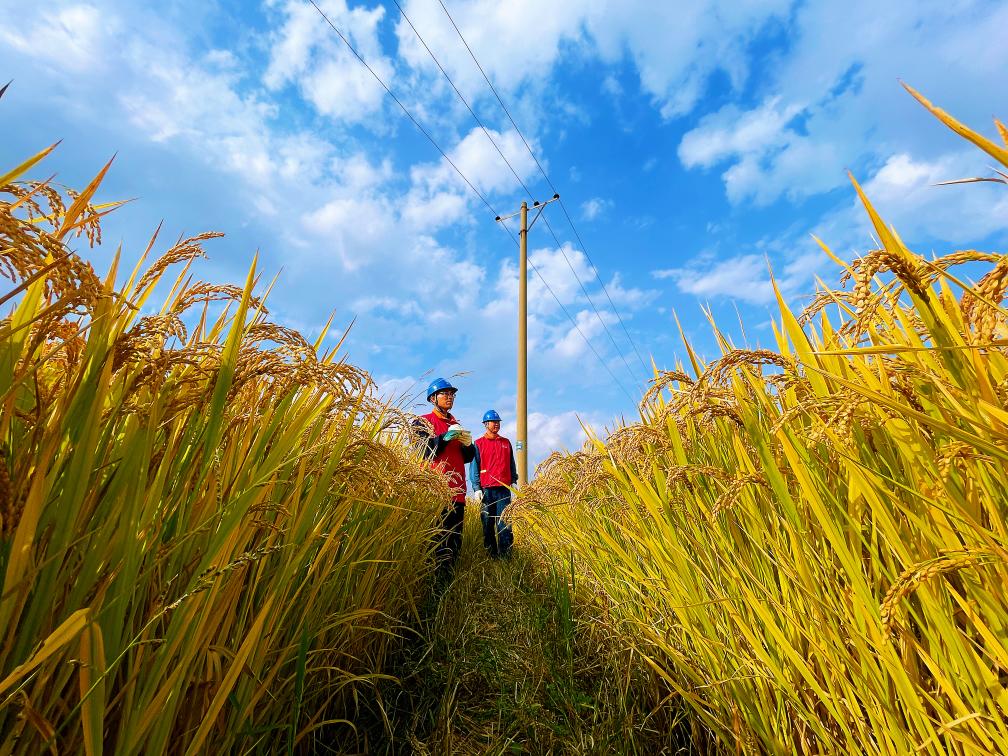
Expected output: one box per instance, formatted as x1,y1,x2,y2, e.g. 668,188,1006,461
513,85,1008,755
0,140,449,753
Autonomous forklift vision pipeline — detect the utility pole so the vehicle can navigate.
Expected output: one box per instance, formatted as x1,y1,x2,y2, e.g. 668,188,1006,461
517,201,528,486
496,193,559,486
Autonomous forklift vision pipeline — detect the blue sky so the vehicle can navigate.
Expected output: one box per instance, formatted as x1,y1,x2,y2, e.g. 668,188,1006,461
3,0,1007,470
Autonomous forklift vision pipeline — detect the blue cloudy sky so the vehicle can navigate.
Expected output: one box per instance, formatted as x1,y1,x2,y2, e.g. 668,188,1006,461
2,0,1007,469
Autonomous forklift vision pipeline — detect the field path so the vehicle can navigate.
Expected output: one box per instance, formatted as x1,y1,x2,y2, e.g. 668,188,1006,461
364,509,699,755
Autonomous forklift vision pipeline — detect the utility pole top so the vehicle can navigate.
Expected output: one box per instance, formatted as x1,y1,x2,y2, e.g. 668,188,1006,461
495,194,558,225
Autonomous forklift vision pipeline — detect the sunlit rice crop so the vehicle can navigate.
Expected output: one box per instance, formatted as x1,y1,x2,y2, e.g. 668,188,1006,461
514,85,1008,755
0,141,449,753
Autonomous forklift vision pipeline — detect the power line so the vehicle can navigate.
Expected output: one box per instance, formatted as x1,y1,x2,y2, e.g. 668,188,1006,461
306,0,637,405
493,220,635,405
501,220,637,405
306,0,495,220
540,215,643,390
436,0,652,377
390,0,526,190
393,0,643,394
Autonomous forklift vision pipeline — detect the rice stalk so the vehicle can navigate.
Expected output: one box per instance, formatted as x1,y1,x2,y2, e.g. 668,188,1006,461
0,144,450,754
514,87,1008,755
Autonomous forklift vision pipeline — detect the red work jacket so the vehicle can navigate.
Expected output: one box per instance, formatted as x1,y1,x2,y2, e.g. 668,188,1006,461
420,410,468,503
474,435,516,488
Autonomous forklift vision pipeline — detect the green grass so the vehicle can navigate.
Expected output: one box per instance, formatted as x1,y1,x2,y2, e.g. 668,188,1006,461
366,507,704,755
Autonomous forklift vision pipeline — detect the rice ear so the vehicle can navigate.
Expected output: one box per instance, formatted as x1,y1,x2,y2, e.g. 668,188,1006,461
515,87,1008,754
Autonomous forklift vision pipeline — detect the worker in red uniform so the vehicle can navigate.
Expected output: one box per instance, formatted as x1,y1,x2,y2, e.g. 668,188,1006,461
469,409,517,558
414,377,475,574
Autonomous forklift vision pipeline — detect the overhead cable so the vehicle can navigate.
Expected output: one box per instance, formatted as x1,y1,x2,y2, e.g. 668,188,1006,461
307,0,637,404
436,0,652,377
394,0,643,392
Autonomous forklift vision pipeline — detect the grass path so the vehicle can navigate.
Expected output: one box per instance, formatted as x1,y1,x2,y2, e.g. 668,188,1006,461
363,508,701,755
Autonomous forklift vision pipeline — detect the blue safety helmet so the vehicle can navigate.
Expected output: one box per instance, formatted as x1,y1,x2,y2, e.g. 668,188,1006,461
426,377,458,402
482,409,501,423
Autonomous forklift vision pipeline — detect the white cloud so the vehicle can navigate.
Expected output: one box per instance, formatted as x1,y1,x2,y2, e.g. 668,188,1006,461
552,309,615,359
653,254,774,305
663,143,1008,310
462,241,652,407
333,153,393,191
528,410,593,454
657,248,822,308
602,272,658,310
0,4,111,73
0,1,492,324
373,375,422,404
601,75,622,98
862,153,1008,240
679,97,803,170
0,1,338,239
816,150,1008,250
264,0,391,123
583,0,793,118
396,126,541,233
411,126,539,199
303,195,397,270
501,409,601,473
679,96,848,206
400,190,469,232
676,0,1008,207
483,241,654,375
580,197,612,221
353,297,423,317
395,0,588,102
302,55,390,122
395,0,792,122
526,244,595,315
204,49,239,72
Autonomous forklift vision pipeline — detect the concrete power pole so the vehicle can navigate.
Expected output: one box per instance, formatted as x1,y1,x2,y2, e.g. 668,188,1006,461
517,201,528,486
496,193,559,487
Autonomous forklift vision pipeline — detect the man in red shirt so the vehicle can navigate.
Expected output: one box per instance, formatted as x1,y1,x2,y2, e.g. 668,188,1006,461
469,409,517,558
414,377,475,574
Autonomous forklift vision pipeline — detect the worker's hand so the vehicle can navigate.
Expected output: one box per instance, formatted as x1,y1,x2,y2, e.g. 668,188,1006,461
443,428,472,445
473,489,483,504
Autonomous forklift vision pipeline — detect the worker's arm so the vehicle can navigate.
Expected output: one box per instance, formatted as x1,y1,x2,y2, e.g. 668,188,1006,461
460,438,476,464
509,441,518,485
412,417,448,460
469,444,482,490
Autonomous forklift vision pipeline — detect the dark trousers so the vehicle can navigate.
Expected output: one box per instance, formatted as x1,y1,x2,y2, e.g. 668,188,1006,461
435,499,465,570
481,486,513,557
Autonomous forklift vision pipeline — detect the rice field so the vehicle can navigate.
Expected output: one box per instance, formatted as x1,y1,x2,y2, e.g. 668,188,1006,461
0,142,450,753
2,84,1006,755
513,87,1008,754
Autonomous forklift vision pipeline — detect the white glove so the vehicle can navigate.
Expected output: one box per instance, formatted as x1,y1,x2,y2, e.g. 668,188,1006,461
473,489,483,504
